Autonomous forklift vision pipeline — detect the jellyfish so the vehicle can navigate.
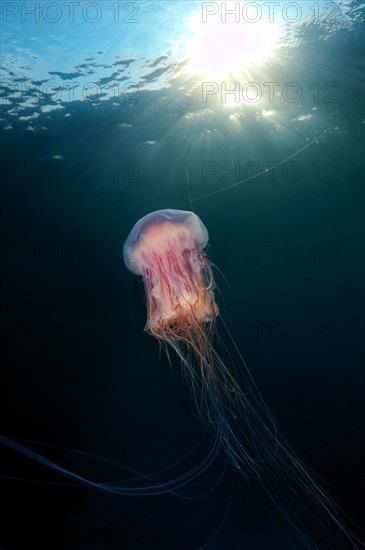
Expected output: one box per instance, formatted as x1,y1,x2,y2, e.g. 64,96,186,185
123,208,363,549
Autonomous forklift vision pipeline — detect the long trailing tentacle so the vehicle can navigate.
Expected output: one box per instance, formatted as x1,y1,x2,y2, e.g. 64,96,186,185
146,244,364,549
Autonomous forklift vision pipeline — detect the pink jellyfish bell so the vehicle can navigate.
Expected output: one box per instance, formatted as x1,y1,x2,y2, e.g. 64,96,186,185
123,209,218,348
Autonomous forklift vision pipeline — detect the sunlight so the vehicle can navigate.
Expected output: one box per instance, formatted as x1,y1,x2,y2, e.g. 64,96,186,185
186,4,281,80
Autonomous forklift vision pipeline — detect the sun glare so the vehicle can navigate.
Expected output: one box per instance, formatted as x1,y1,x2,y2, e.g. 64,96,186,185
186,6,280,80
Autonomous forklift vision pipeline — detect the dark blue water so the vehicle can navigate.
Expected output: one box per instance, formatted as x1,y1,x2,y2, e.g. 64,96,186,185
1,1,364,548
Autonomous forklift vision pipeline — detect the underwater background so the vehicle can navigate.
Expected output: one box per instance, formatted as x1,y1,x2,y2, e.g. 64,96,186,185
1,1,364,548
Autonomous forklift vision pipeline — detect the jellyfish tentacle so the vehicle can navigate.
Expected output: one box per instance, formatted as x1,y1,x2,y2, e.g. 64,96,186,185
124,209,365,549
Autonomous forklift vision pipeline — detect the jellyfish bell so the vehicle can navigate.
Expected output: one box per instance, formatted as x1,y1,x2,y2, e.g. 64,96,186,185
123,209,218,336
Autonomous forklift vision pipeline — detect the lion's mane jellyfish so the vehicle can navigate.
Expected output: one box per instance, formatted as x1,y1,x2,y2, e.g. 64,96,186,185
124,209,362,549
123,209,217,340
